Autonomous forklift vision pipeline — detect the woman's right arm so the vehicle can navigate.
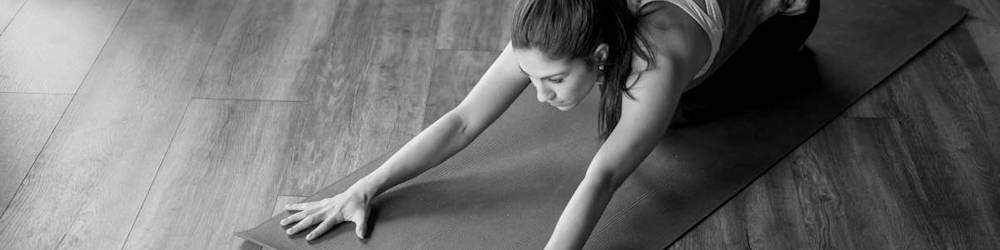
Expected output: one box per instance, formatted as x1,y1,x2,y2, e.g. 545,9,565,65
348,41,529,198
281,42,529,241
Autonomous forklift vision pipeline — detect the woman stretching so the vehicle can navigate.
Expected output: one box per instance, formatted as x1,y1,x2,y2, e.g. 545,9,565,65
279,0,819,248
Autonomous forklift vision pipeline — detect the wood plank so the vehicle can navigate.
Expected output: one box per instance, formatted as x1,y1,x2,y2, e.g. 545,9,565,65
671,137,810,250
848,27,1000,201
344,0,437,169
846,26,1000,157
737,149,811,250
281,0,437,195
791,118,946,249
668,183,753,250
435,0,515,51
673,118,971,249
196,0,337,101
954,0,1000,20
669,207,747,250
0,0,131,93
123,99,295,249
951,0,1000,88
0,0,234,248
0,93,70,216
690,25,1000,249
680,25,1000,248
876,29,1000,247
0,0,28,33
275,0,380,196
423,50,495,128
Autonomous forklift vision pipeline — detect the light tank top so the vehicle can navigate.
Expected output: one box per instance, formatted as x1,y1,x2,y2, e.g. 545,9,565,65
627,0,811,80
630,0,723,79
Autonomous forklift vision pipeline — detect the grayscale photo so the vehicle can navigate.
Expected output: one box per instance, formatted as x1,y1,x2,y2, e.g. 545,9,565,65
0,0,997,249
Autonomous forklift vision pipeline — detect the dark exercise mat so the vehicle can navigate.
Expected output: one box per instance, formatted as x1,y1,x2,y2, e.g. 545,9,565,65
236,0,965,248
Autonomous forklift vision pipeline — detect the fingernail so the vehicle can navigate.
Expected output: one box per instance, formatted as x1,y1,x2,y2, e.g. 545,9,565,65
286,229,292,234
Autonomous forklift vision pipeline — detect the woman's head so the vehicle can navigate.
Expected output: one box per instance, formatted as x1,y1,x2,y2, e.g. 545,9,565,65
511,0,654,141
512,44,606,111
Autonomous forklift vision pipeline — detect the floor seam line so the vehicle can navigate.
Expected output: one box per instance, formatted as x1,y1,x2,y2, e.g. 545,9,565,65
191,96,308,103
0,0,136,239
0,0,30,34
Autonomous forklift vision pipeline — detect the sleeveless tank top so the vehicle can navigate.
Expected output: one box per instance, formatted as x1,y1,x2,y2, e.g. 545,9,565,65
627,0,811,81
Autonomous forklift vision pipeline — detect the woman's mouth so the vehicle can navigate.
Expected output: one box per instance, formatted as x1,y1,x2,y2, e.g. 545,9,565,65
551,101,574,108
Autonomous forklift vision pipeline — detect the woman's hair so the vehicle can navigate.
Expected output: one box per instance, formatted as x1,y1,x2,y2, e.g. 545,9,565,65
511,0,656,142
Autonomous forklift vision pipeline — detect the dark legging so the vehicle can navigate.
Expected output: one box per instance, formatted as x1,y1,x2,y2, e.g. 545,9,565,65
673,0,821,126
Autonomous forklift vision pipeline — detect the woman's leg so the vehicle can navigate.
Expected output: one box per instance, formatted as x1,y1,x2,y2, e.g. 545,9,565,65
672,0,821,126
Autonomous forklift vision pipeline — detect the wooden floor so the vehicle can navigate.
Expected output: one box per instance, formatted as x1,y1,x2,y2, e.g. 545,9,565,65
0,0,996,249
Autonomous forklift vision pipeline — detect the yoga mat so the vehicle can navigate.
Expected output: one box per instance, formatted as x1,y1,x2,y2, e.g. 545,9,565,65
237,0,965,248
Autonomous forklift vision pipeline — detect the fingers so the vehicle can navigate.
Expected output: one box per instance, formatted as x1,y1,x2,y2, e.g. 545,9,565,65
284,200,316,211
286,213,320,235
280,200,321,226
279,196,371,241
349,209,369,239
280,210,307,226
307,215,344,241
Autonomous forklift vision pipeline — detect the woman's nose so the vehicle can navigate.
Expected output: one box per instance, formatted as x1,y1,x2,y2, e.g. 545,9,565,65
536,87,555,103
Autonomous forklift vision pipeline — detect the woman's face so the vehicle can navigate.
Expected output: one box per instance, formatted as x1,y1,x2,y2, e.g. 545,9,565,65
514,47,605,111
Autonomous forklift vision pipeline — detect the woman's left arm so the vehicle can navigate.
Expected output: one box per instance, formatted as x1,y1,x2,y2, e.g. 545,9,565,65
544,54,688,249
546,18,713,245
544,6,711,247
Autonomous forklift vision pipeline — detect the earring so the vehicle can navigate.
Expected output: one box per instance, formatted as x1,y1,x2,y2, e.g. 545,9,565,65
598,64,605,71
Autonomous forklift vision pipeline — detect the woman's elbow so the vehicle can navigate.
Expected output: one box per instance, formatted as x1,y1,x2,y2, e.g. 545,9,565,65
581,167,631,194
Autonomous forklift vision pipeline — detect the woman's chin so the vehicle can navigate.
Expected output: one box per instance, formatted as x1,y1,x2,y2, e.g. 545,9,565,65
552,102,577,111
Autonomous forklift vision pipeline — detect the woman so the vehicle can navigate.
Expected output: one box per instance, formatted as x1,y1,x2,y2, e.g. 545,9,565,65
279,0,819,248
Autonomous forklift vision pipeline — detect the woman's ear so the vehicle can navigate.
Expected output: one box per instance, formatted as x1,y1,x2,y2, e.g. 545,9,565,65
593,43,609,64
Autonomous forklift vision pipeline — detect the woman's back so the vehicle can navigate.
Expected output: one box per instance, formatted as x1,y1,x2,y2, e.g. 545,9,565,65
627,0,811,81
712,0,811,78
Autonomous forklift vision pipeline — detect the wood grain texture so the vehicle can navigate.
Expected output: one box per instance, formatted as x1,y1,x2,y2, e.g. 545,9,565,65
435,0,515,51
423,50,495,128
848,26,1000,190
672,118,986,249
0,0,995,248
791,119,945,249
952,0,1000,89
677,25,1000,248
0,0,234,248
0,0,131,93
671,147,810,250
0,93,70,217
0,0,28,33
867,30,1000,248
272,0,379,196
123,99,295,249
281,0,437,196
196,0,337,101
344,0,437,169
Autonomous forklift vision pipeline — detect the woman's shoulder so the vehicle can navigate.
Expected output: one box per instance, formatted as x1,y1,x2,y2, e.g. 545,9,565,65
629,1,713,82
633,1,711,52
633,1,691,31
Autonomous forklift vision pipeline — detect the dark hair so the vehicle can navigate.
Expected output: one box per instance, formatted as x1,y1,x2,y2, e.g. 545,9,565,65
511,0,656,142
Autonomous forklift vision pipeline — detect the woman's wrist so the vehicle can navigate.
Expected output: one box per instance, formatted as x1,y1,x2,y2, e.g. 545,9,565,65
346,178,380,198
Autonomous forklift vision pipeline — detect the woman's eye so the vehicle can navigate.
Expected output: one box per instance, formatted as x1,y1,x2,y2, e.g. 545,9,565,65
549,79,563,83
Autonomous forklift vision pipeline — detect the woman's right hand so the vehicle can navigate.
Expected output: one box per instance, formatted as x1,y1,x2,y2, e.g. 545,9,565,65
280,191,372,241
